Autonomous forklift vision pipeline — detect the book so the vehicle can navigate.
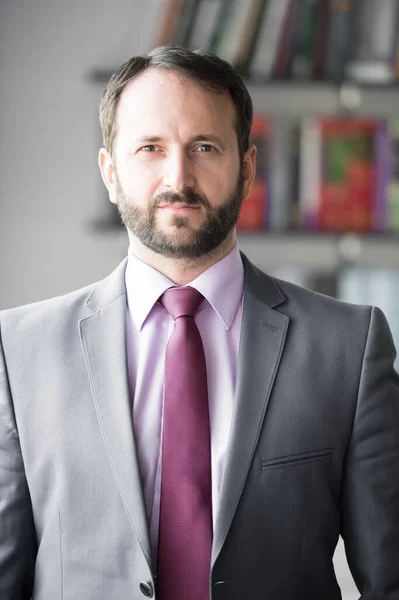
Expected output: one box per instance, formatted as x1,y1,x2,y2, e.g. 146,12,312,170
370,118,399,232
210,0,242,58
174,0,201,47
318,118,377,232
186,0,224,50
234,0,267,74
298,117,322,230
298,118,378,232
373,120,391,232
346,0,399,83
237,115,271,230
387,118,399,231
211,0,266,70
208,0,234,54
272,0,301,78
324,0,356,81
248,0,291,80
152,0,185,47
268,120,299,230
290,0,321,80
312,0,330,79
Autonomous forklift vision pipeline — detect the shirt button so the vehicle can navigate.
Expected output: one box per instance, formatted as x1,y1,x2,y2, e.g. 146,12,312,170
139,581,154,597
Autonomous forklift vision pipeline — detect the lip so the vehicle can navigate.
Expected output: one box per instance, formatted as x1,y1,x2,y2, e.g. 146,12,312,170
158,204,201,211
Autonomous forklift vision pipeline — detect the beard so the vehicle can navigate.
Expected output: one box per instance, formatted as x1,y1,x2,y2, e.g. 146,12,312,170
113,166,245,259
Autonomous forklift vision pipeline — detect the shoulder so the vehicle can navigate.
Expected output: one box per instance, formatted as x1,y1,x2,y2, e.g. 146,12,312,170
0,257,128,337
275,275,371,321
242,253,372,336
0,281,98,341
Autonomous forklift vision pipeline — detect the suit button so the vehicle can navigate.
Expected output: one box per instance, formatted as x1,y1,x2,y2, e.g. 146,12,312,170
139,581,154,597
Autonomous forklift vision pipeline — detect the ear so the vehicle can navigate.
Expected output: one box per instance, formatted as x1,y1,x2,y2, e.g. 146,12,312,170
242,144,257,200
98,148,117,204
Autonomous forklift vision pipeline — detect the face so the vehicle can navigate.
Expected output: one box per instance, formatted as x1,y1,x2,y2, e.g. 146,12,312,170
99,68,256,259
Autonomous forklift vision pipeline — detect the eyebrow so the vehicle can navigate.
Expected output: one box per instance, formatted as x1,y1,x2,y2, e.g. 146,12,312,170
135,134,228,150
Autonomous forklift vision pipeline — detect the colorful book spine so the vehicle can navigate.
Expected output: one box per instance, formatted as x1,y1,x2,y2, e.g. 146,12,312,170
187,0,224,50
387,118,399,231
209,0,241,57
174,0,201,47
311,0,330,79
290,0,321,80
324,0,356,81
373,120,391,232
208,0,233,53
248,0,291,80
272,0,301,78
152,0,185,47
298,117,322,230
318,119,377,232
234,0,267,74
237,115,270,230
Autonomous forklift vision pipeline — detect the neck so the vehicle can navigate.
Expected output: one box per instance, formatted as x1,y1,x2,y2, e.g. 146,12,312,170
127,231,236,285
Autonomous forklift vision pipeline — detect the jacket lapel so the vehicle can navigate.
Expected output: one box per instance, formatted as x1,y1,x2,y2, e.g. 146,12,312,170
212,254,289,566
79,258,152,569
77,253,288,572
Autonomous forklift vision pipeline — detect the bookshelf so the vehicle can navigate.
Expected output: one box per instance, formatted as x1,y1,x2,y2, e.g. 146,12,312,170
88,68,399,272
87,0,399,271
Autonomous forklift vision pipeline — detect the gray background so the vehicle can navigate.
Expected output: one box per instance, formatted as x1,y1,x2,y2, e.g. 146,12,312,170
0,1,366,597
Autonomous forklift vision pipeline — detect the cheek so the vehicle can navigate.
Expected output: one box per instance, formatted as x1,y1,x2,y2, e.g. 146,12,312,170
118,162,161,200
204,167,239,203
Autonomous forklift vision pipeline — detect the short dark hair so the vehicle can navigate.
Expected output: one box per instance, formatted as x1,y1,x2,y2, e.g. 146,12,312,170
99,44,253,160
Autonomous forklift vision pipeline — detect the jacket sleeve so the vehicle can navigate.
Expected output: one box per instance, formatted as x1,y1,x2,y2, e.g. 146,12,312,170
341,306,399,598
0,322,37,599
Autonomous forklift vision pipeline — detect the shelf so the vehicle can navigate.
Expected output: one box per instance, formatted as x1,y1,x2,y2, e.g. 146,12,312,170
238,232,399,271
88,69,399,117
248,82,399,117
88,220,399,271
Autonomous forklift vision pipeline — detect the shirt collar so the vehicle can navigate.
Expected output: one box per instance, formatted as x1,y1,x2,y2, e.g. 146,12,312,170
125,242,244,331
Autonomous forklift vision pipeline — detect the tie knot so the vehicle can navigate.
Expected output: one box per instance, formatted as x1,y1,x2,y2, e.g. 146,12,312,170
159,286,204,320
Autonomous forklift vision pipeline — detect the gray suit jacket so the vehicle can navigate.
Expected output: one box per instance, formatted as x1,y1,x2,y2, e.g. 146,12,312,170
1,253,399,600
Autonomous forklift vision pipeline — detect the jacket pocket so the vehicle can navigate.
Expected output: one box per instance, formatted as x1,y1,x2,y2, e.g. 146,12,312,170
261,448,334,471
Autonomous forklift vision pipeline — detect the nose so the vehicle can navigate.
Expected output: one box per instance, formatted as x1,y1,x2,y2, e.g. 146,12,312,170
162,150,196,193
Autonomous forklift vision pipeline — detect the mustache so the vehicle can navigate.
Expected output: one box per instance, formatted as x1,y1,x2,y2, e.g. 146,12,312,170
153,189,209,208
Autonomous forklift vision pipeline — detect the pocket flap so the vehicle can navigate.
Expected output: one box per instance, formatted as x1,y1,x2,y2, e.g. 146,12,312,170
261,448,334,470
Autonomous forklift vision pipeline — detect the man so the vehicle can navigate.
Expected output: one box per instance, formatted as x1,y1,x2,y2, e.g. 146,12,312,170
0,45,398,600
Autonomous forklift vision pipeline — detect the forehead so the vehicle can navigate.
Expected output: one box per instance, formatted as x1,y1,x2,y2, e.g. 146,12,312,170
115,68,237,142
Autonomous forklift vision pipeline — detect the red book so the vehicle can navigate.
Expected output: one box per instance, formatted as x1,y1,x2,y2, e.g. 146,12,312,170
318,118,377,232
237,115,270,230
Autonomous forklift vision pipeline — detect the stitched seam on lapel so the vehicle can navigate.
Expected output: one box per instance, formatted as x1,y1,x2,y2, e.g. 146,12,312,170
79,324,151,568
85,291,126,313
59,510,64,600
217,313,289,559
259,320,278,332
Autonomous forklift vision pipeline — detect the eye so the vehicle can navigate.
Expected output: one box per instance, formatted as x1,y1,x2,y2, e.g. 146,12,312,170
140,145,159,152
195,144,214,153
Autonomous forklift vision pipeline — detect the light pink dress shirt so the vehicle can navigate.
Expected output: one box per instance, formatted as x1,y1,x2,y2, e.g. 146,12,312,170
125,242,244,566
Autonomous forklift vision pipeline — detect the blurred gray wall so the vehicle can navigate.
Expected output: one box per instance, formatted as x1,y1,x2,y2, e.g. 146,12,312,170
0,0,164,310
0,1,358,597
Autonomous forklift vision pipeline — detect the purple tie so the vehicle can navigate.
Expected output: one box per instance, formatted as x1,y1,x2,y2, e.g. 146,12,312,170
156,286,212,600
